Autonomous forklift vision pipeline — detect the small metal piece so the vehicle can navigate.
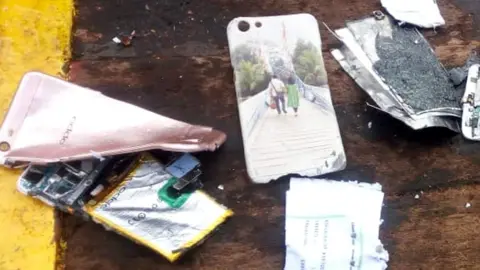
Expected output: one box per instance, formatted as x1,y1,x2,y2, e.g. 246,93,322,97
465,93,475,106
0,141,10,152
373,10,385,20
61,162,86,178
471,110,479,137
112,30,136,46
172,168,202,191
322,21,343,41
172,178,191,191
62,157,112,206
165,153,202,192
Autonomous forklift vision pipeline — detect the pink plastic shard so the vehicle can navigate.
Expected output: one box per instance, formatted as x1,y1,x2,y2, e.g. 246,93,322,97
0,72,226,164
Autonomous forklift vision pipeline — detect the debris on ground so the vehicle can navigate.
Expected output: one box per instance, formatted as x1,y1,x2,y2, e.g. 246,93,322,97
461,64,480,140
165,153,203,190
0,72,232,262
450,68,469,87
217,185,224,190
17,152,233,262
381,0,445,28
466,202,472,208
112,30,136,46
414,194,420,199
285,178,388,270
331,12,462,132
449,52,480,87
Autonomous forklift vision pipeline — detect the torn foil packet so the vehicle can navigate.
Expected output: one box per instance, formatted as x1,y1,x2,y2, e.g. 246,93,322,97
0,72,226,165
381,0,445,29
17,152,233,262
330,12,461,132
461,65,480,140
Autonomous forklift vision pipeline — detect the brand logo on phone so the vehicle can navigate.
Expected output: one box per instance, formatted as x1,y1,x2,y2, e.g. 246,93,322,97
59,116,77,145
100,185,127,210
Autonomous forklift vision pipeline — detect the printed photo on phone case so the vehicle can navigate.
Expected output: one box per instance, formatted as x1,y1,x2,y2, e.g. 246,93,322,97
227,14,346,183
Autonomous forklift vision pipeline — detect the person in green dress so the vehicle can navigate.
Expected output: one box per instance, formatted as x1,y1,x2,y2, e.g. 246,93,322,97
286,75,300,116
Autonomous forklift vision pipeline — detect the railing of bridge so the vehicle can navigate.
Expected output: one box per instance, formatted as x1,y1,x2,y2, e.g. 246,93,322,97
237,89,269,140
237,79,335,141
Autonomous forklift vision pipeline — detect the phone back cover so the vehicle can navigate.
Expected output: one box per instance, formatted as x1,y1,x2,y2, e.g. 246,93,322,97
227,14,346,183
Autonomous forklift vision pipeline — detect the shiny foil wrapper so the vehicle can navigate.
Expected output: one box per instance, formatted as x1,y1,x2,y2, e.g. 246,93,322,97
84,153,233,262
0,72,227,165
330,14,461,132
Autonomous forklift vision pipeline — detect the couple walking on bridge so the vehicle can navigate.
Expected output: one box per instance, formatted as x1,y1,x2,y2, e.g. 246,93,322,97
268,75,300,116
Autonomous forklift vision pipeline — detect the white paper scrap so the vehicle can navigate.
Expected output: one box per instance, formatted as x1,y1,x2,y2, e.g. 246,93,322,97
285,178,389,270
381,0,445,28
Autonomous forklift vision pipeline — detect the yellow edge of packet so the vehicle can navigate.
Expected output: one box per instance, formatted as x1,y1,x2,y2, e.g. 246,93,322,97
84,153,233,262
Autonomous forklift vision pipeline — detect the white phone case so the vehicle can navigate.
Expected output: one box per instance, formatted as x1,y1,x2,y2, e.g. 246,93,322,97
227,14,346,183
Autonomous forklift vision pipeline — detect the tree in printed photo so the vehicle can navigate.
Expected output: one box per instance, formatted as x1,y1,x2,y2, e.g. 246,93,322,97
292,40,327,86
232,44,271,98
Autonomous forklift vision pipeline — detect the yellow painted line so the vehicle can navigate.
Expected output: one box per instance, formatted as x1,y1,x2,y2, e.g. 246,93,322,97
0,1,73,270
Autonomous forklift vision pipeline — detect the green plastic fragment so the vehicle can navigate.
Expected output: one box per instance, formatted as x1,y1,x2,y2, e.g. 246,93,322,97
157,177,192,208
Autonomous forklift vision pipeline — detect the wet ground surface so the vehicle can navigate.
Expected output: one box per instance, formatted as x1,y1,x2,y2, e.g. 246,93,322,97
66,0,480,269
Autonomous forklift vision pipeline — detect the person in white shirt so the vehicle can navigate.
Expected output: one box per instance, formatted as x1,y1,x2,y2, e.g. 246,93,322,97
269,75,288,115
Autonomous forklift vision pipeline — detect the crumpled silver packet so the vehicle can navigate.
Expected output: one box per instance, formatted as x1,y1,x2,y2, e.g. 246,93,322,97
330,12,462,132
